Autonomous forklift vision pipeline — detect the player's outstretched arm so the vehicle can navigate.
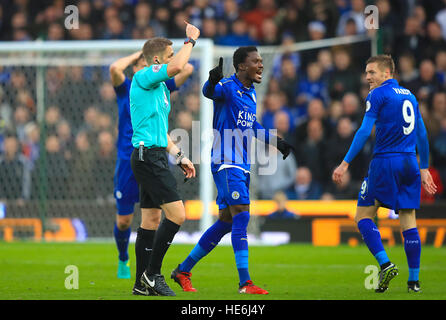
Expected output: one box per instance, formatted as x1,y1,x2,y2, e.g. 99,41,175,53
174,63,194,87
166,22,200,78
109,51,142,87
420,169,437,195
333,115,375,185
416,112,437,195
252,120,294,160
203,57,224,99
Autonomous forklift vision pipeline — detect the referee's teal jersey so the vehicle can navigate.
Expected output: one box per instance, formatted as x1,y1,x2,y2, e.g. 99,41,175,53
130,64,172,148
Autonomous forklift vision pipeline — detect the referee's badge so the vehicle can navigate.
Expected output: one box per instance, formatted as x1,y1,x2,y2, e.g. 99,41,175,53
152,65,161,72
115,191,122,199
231,191,240,200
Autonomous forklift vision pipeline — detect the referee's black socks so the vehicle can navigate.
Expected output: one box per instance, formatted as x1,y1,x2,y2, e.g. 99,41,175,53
146,218,180,275
135,227,156,287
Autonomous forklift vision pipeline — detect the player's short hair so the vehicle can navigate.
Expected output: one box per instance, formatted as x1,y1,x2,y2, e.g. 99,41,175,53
366,54,395,76
133,53,145,67
142,37,172,64
233,46,258,71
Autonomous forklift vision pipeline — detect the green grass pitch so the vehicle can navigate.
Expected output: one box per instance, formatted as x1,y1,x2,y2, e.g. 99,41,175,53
1,242,445,300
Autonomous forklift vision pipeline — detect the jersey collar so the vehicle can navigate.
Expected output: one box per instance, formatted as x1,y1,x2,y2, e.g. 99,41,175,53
381,78,398,86
231,74,254,92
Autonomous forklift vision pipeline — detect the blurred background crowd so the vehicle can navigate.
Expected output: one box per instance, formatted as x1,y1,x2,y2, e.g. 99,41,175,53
0,0,445,205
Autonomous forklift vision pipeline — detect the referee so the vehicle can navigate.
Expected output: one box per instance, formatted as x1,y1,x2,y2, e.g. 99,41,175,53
130,22,199,296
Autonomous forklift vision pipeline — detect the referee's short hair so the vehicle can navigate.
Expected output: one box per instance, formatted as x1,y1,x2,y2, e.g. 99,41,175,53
233,46,258,72
366,54,395,76
142,37,173,65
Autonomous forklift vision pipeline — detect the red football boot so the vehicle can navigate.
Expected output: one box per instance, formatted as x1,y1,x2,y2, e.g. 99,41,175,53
238,280,269,294
171,265,197,292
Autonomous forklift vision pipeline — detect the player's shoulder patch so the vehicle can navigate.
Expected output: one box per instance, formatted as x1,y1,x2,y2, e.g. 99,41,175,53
151,64,162,73
218,78,233,86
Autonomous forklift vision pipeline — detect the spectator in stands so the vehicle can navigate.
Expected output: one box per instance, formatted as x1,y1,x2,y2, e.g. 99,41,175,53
286,166,322,200
201,17,218,40
274,54,300,108
393,15,426,63
22,122,39,167
336,0,366,36
132,2,166,38
412,59,442,104
296,61,329,110
341,92,362,130
328,48,360,100
276,4,308,42
259,18,280,46
38,134,69,200
300,21,327,67
317,49,334,82
44,105,62,136
397,52,420,93
56,120,74,161
293,98,331,143
261,91,292,131
221,0,240,25
69,130,95,200
266,191,299,220
328,115,370,182
0,133,31,200
431,117,446,198
435,0,446,39
93,130,115,200
294,118,327,184
423,21,446,62
46,22,65,40
215,18,258,46
435,50,446,87
242,0,277,41
257,144,297,200
12,105,31,144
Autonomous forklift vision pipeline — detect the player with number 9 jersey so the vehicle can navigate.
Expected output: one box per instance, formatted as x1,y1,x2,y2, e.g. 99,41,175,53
358,78,422,210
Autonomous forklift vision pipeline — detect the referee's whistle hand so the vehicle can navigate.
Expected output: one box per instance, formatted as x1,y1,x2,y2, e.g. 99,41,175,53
185,21,200,40
180,157,196,179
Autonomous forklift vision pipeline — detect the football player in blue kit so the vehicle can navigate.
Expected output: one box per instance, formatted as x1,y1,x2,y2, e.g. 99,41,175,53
109,50,194,292
171,46,294,294
332,55,437,293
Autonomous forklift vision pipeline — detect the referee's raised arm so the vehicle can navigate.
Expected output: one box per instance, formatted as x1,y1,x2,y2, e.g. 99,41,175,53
166,22,200,77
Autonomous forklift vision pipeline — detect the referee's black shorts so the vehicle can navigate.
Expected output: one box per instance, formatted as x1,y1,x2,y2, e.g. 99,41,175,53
130,147,181,209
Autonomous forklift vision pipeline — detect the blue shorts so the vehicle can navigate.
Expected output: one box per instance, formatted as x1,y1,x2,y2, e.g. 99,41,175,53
357,153,421,211
114,157,139,215
213,167,250,210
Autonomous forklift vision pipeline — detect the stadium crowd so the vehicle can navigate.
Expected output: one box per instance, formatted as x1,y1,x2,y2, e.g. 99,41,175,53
0,0,445,203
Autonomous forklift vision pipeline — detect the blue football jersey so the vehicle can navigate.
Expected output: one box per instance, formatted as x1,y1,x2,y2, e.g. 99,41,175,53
203,74,261,173
113,77,177,160
114,78,134,160
365,79,420,155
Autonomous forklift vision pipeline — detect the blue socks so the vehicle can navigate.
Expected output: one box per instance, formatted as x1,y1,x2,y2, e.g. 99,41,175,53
114,223,131,262
179,219,232,273
179,211,252,286
358,219,422,282
232,211,251,286
403,228,421,282
357,218,390,266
